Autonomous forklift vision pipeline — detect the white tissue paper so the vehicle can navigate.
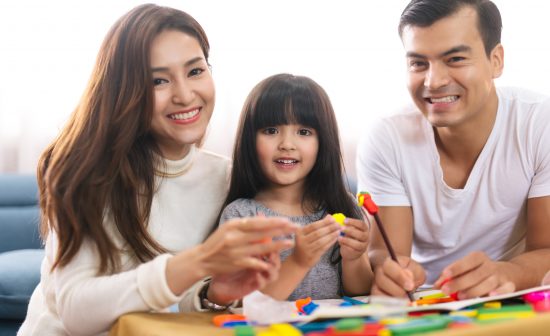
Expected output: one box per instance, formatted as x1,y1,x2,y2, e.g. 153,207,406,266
242,290,300,325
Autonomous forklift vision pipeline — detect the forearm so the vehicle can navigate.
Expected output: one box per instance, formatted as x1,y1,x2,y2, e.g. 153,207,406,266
368,248,392,270
342,254,373,296
261,256,309,300
56,253,180,335
499,248,550,290
165,245,207,296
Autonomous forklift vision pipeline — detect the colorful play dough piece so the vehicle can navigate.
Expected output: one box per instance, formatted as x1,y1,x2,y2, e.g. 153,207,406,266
332,213,346,226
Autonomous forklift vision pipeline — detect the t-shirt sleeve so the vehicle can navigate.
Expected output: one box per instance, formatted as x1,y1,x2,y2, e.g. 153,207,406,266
218,199,258,225
529,98,550,198
356,118,411,206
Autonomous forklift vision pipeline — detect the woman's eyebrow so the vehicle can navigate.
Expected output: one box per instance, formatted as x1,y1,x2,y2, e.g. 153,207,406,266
151,56,204,72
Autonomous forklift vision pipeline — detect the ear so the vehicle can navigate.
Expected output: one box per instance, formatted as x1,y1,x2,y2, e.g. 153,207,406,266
490,43,504,79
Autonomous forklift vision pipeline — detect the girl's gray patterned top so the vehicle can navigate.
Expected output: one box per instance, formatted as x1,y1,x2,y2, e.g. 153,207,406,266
219,198,340,300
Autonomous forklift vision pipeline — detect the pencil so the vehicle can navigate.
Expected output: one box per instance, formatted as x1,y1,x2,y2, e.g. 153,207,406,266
358,192,416,302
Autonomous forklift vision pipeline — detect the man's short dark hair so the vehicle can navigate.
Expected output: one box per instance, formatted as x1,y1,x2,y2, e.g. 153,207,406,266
398,0,502,56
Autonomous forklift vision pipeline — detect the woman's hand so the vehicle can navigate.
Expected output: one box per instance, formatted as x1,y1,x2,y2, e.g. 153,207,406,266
166,216,296,297
208,252,281,304
198,217,295,275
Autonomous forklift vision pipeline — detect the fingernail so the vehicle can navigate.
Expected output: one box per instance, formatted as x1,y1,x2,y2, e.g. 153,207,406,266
442,270,452,278
407,281,415,291
439,277,452,287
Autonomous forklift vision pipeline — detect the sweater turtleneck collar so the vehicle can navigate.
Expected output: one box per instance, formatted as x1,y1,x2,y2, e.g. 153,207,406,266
155,145,196,178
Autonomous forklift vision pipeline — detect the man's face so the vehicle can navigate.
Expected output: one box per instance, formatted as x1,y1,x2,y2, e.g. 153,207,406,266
401,6,503,130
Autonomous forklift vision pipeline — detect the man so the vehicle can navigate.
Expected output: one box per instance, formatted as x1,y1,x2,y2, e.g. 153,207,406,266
356,0,550,300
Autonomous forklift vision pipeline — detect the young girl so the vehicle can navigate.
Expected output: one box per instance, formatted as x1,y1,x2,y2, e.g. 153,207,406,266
18,5,296,335
220,73,373,300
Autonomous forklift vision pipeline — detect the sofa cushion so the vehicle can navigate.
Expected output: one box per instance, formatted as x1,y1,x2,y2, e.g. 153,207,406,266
0,207,41,253
0,249,44,320
0,175,41,253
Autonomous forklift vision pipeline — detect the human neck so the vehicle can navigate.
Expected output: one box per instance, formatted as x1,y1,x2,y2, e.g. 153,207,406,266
159,143,192,161
434,92,498,189
254,183,310,217
435,93,498,163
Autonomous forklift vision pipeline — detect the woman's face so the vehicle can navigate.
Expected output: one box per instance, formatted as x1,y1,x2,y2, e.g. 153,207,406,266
150,29,215,160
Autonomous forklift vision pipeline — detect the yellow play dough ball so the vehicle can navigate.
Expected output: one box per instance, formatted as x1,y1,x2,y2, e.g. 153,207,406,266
332,213,346,226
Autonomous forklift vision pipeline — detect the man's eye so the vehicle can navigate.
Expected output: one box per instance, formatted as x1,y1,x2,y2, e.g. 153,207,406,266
448,56,465,63
409,60,427,70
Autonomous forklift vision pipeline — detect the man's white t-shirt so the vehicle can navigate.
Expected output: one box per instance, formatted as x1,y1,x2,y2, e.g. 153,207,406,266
356,87,550,284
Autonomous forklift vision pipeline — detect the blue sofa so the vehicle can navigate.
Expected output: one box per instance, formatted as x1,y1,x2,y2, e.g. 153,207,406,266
0,175,44,336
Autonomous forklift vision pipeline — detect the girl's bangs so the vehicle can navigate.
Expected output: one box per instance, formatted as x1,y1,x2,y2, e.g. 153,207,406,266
252,85,319,130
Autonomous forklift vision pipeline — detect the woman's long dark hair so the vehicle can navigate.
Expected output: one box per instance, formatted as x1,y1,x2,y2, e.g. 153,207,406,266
38,4,211,274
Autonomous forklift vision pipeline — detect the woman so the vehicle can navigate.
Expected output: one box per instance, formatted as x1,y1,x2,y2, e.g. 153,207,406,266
18,4,295,335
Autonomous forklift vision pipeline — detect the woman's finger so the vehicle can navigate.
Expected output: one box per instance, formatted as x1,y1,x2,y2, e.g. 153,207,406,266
229,217,297,234
229,239,294,259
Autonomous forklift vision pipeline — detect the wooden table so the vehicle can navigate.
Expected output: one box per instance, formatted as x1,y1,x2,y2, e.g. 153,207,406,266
109,312,233,336
109,311,550,336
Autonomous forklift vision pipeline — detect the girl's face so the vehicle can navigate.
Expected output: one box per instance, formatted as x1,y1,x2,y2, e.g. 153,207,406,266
256,124,319,190
150,30,215,160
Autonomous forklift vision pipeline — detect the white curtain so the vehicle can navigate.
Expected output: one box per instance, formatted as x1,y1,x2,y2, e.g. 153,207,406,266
1,0,549,176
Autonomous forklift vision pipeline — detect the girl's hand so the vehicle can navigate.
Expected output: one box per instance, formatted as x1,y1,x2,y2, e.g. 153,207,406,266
291,215,340,268
338,217,369,261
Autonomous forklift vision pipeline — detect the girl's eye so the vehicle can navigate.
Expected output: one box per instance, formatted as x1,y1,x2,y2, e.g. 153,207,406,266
262,127,278,135
153,78,168,86
298,129,313,136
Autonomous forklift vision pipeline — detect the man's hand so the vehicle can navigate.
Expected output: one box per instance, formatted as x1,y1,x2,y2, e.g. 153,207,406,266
433,251,515,299
371,255,426,297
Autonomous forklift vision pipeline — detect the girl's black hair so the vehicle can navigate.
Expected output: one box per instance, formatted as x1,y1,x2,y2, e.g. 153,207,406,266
222,73,362,295
224,73,361,220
